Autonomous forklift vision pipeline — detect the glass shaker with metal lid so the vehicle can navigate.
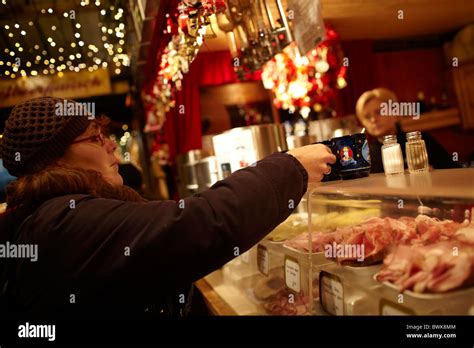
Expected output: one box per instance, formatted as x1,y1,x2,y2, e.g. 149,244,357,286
405,131,429,173
381,135,404,175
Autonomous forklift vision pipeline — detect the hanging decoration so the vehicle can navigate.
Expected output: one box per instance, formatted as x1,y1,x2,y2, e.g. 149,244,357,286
261,24,347,118
143,0,226,132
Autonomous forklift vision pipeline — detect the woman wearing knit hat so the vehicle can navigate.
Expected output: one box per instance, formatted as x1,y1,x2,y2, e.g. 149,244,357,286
0,96,335,318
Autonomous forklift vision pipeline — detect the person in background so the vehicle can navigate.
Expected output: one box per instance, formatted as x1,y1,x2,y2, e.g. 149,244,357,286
355,88,458,173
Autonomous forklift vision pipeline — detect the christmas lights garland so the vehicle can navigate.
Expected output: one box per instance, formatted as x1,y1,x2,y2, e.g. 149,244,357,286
143,0,226,132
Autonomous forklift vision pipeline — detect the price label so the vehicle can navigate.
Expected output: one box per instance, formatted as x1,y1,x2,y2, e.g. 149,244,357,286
284,256,300,293
257,244,268,276
241,250,249,264
379,299,415,315
320,271,344,315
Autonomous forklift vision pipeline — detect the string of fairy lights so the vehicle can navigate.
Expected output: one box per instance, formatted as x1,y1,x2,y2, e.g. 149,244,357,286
0,0,130,79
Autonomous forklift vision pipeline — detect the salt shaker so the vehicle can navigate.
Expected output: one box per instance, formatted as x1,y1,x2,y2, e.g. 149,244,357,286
381,135,404,175
406,131,429,173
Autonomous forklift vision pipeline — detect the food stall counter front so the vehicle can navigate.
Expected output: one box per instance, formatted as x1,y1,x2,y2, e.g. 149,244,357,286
197,169,474,316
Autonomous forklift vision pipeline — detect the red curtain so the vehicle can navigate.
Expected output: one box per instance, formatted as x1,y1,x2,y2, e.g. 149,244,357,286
162,50,239,162
338,40,447,115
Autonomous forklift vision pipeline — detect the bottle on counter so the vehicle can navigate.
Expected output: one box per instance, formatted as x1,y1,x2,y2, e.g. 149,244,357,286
381,135,404,175
406,131,429,173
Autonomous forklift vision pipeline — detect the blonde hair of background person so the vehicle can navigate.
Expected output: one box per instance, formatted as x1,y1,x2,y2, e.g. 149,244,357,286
355,87,399,138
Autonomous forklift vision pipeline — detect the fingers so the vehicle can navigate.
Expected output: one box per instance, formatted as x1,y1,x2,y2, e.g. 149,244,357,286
324,165,332,175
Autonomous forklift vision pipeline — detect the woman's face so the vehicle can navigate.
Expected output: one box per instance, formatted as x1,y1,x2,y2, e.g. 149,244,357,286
358,97,397,137
59,121,123,186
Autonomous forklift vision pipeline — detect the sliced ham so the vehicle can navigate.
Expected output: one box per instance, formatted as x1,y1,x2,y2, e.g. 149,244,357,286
376,240,474,293
283,215,464,267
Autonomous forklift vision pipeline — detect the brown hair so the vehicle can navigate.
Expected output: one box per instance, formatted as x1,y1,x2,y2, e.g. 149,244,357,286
6,166,145,210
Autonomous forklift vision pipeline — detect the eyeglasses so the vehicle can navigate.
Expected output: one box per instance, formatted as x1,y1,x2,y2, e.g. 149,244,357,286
71,130,107,147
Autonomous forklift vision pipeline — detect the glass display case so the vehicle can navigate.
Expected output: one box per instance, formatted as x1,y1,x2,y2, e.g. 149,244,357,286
201,169,474,315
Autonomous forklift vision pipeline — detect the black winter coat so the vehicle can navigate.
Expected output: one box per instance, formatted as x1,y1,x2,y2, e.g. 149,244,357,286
0,152,308,319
